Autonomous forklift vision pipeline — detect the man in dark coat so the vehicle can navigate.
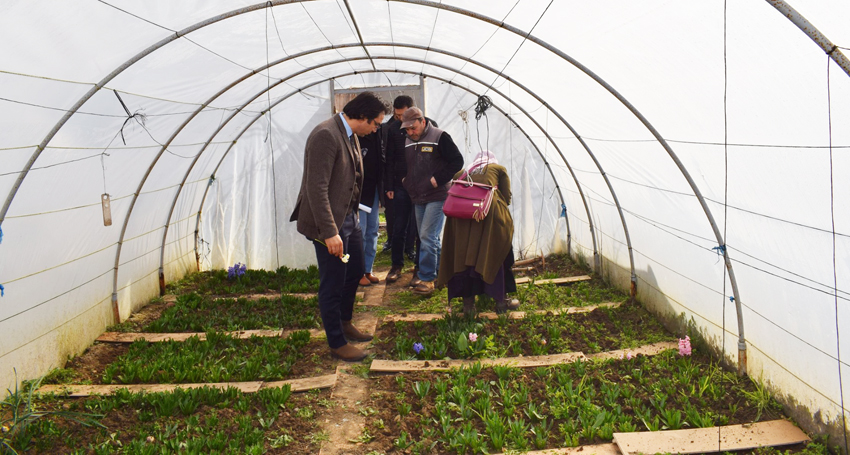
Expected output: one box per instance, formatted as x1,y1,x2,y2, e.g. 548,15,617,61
290,92,388,361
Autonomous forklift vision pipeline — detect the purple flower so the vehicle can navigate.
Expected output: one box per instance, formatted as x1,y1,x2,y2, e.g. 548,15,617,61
227,262,247,280
413,342,424,354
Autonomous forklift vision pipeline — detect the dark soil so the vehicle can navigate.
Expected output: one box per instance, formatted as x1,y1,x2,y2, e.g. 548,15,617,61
52,339,338,386
372,300,672,359
355,351,786,454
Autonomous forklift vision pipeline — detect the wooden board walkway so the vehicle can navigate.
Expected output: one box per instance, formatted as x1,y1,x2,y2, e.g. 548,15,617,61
515,275,591,286
96,328,324,343
493,443,619,455
613,419,809,454
371,352,586,372
370,341,677,373
36,374,337,397
382,302,622,323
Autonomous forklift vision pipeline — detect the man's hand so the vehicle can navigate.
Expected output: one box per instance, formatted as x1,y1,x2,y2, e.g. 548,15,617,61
430,176,438,188
386,191,394,200
324,235,344,258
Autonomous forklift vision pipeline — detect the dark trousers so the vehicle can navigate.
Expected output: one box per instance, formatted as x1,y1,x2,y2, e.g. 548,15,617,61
384,193,394,245
313,221,364,349
391,186,418,266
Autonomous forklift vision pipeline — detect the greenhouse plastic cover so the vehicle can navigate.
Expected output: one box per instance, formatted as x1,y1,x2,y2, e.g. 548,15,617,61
0,0,849,441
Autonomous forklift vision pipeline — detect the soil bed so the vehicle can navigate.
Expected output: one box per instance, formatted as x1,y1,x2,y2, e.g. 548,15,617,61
373,300,672,360
48,336,337,386
355,350,785,454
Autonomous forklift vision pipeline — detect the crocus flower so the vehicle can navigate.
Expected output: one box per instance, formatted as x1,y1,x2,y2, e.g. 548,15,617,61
413,342,424,354
341,254,350,263
678,336,692,356
541,339,547,345
468,332,478,343
626,351,634,360
146,436,155,443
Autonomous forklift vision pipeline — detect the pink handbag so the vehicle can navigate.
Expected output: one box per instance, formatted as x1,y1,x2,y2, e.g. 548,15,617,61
443,171,497,221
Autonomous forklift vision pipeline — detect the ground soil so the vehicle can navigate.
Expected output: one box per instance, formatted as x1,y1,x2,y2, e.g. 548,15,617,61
15,252,813,455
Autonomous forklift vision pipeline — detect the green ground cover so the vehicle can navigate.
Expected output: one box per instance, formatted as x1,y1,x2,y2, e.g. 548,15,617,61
3,382,327,454
165,266,319,296
374,301,672,360
100,331,311,384
142,293,320,333
358,351,795,454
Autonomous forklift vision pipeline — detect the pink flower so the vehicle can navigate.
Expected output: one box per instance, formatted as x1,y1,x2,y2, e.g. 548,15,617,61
678,336,692,356
626,351,634,360
541,339,547,345
468,332,478,343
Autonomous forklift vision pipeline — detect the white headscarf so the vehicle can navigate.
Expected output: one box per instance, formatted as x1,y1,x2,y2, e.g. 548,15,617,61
468,150,499,174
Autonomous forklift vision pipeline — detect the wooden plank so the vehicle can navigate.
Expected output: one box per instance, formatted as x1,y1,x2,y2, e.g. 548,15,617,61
493,443,620,455
97,329,284,343
262,374,337,392
613,420,810,455
37,381,264,397
370,352,586,372
381,302,622,323
516,275,592,286
96,328,325,344
39,374,339,398
586,341,678,360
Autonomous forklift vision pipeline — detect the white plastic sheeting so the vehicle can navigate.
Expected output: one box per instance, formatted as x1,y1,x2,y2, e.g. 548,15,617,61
1,0,849,443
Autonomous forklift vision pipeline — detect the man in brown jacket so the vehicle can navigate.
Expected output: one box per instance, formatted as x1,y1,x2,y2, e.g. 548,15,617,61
290,92,388,361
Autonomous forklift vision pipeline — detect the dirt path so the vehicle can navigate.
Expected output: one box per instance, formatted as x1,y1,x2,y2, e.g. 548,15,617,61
318,269,386,455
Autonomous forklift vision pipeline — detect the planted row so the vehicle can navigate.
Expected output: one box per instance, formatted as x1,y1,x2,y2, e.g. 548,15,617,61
165,265,320,297
360,351,783,454
7,383,326,454
142,293,321,333
375,301,672,360
99,331,311,384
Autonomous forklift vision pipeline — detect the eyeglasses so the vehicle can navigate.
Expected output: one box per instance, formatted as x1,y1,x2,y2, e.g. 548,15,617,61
367,117,382,127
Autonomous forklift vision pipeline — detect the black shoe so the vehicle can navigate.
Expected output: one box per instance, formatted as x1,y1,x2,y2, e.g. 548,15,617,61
405,250,416,261
382,242,392,252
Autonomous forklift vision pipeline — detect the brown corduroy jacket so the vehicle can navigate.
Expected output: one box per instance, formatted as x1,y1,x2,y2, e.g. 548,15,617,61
289,115,363,240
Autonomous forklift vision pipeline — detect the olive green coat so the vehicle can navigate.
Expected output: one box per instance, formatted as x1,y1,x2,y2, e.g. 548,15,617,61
436,164,514,287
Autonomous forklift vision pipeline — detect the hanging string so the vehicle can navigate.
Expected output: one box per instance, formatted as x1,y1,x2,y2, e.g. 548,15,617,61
827,53,849,453
720,2,729,449
266,5,282,269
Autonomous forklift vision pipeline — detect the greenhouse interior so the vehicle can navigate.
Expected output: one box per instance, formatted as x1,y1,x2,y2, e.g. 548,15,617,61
1,0,849,453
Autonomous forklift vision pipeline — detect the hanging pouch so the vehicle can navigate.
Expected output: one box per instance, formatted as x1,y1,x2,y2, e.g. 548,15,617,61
442,171,496,222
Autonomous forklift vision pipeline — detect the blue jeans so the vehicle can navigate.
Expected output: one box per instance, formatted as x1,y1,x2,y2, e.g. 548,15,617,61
414,200,445,282
359,192,380,273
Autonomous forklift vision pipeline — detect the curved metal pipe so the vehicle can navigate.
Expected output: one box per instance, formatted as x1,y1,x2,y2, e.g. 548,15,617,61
389,0,749,374
185,67,573,274
766,0,850,78
152,43,600,288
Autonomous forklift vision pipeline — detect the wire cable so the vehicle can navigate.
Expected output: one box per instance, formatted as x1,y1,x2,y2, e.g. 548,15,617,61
265,5,282,269
827,53,849,451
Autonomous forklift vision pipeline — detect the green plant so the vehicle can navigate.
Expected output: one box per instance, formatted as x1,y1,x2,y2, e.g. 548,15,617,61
1,372,103,454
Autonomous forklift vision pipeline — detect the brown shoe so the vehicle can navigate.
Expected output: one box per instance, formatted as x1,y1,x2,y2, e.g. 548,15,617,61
412,280,435,296
408,275,422,288
386,265,403,283
330,343,367,362
359,275,371,286
364,272,379,284
342,320,373,342
496,298,520,314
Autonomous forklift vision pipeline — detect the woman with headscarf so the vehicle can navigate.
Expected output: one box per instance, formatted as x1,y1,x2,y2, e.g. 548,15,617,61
436,150,520,316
